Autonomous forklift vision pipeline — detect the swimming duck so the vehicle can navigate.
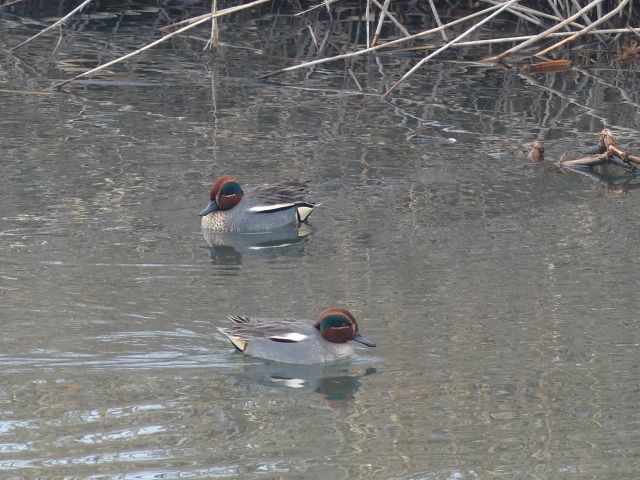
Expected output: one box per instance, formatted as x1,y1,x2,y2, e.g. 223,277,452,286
199,176,317,232
217,308,376,364
526,140,545,162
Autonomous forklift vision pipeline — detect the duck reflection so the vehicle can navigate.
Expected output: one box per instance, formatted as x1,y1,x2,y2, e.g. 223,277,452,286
231,363,377,408
200,225,312,266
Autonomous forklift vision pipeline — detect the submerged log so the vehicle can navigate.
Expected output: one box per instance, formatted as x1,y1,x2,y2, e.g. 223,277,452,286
560,153,610,168
608,145,640,166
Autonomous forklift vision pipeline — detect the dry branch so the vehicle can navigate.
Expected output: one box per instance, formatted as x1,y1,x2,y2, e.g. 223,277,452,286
11,0,92,51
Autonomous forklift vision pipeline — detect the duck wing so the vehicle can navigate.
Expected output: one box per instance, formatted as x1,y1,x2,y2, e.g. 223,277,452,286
244,181,313,205
218,316,314,351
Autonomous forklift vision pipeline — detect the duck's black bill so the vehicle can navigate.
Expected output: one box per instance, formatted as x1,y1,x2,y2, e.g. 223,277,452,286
352,332,376,347
199,201,219,217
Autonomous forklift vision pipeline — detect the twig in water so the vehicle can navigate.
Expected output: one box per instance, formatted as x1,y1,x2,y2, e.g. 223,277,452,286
11,0,92,51
53,23,64,54
348,68,366,98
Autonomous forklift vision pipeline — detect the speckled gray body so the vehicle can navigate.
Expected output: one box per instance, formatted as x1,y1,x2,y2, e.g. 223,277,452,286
201,197,301,232
201,182,315,232
218,317,355,364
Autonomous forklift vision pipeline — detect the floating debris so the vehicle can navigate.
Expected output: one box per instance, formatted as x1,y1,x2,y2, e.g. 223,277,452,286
560,128,638,173
407,134,456,144
617,42,640,61
523,60,572,73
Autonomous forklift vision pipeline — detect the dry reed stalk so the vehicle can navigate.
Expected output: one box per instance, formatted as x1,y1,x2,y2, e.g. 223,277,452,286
371,0,387,47
256,2,507,80
505,2,571,24
348,68,366,97
308,25,318,48
568,0,605,41
11,0,92,51
535,0,630,57
453,28,635,47
480,0,546,27
53,0,271,89
160,13,209,30
546,1,580,31
1,0,28,7
382,0,519,97
370,0,410,47
207,0,219,50
485,0,606,61
0,88,53,95
428,0,448,42
365,0,370,48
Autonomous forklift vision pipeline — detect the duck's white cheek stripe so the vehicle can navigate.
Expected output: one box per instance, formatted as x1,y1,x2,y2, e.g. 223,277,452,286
270,333,308,342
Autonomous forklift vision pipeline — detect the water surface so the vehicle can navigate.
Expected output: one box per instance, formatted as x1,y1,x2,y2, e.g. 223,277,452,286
2,7,640,479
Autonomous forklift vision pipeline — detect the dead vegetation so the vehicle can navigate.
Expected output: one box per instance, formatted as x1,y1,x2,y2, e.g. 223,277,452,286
3,0,638,93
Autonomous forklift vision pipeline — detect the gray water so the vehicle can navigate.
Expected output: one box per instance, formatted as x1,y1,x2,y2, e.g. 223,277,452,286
2,9,640,479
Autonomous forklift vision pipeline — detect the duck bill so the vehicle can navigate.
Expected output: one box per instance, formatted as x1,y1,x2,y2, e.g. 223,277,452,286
352,332,376,347
199,201,219,217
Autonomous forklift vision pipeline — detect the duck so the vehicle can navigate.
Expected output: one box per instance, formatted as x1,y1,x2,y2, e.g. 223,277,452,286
199,175,317,232
217,308,376,364
526,141,545,162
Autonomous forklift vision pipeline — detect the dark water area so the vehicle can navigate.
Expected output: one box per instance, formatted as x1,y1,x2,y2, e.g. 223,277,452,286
2,2,640,478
